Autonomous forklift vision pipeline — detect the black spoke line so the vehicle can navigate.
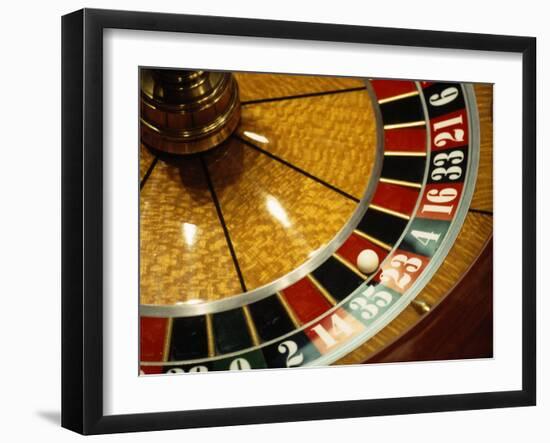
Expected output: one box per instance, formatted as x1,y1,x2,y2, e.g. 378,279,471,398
469,208,493,216
241,86,367,106
234,134,360,203
200,156,248,293
140,154,159,191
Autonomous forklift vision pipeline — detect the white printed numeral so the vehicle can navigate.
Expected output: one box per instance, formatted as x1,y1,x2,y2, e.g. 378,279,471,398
431,150,465,181
349,285,393,320
311,314,353,349
411,229,441,247
380,253,423,289
429,87,459,107
166,365,208,374
229,358,251,371
432,115,465,148
421,187,458,215
278,340,304,367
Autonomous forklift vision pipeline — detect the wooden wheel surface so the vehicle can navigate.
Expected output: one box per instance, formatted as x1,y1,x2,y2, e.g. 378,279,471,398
139,72,493,374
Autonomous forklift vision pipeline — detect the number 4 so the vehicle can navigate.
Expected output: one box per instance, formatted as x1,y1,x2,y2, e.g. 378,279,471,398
411,229,441,247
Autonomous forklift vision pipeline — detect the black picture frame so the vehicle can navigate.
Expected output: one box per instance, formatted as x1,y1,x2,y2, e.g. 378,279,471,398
61,8,537,435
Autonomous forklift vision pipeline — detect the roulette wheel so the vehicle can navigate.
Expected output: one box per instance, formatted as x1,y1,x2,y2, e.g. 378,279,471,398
138,70,493,374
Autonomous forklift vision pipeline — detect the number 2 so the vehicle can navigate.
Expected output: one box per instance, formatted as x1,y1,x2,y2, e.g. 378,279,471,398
278,340,304,367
